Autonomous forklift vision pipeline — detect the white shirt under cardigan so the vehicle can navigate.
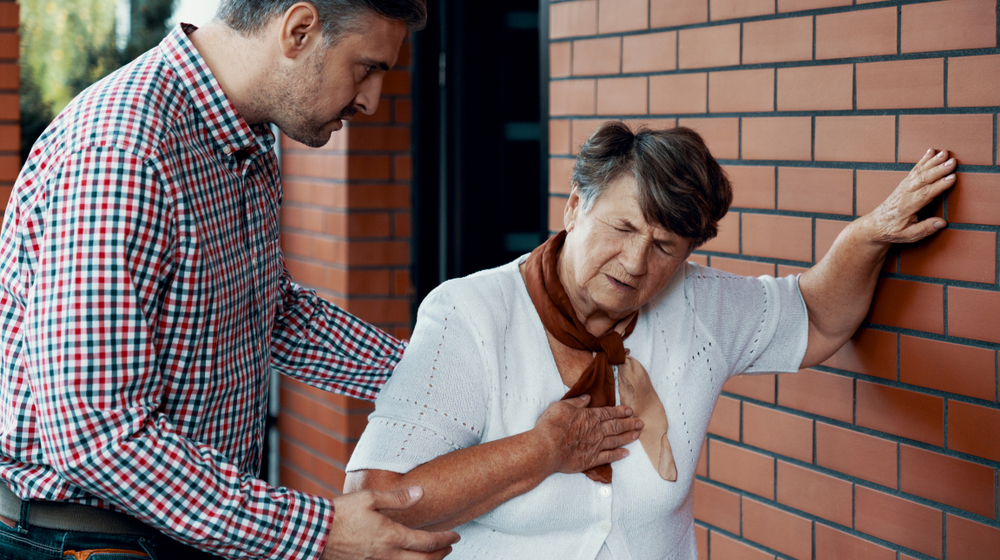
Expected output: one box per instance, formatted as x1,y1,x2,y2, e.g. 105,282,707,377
347,256,809,560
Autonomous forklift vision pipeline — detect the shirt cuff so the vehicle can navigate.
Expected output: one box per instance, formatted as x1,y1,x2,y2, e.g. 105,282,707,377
265,489,334,560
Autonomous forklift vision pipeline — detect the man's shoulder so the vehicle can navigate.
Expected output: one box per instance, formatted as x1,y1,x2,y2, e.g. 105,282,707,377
39,48,190,162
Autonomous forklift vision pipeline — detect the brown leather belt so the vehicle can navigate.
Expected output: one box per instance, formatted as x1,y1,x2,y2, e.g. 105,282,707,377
0,483,152,536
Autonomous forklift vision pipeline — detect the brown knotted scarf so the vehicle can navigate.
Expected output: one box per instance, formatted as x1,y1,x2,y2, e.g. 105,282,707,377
524,230,677,483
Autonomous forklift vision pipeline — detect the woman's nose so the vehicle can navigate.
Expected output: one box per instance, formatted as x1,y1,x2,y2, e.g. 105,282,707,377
620,238,649,276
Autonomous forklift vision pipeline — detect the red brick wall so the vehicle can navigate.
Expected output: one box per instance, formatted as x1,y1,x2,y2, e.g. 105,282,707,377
276,41,414,499
0,0,16,211
548,0,1000,558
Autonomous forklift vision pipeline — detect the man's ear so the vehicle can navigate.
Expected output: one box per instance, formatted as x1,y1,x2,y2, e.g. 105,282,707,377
564,185,582,232
278,2,322,60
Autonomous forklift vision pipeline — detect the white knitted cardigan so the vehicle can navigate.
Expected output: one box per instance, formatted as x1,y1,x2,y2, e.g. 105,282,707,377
348,256,809,560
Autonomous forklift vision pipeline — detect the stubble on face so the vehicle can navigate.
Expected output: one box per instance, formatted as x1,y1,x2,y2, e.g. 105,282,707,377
264,49,343,148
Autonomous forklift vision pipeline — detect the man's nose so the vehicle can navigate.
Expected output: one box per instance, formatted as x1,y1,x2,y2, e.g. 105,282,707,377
353,75,384,116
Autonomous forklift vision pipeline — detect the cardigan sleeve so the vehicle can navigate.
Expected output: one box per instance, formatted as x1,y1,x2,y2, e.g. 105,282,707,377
347,282,490,474
689,266,809,378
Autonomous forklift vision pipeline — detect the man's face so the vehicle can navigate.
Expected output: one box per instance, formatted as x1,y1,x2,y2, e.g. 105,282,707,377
275,14,407,147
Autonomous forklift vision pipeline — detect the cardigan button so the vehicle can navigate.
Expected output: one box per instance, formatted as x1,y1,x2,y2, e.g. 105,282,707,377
599,486,611,498
598,521,611,533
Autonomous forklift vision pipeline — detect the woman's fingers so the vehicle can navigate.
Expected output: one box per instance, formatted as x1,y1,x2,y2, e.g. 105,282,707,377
868,149,957,244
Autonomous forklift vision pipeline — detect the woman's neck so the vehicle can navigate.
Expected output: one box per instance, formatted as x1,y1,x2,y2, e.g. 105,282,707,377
555,250,629,338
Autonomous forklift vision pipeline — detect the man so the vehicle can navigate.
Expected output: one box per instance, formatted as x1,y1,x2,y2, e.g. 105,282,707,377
0,1,640,559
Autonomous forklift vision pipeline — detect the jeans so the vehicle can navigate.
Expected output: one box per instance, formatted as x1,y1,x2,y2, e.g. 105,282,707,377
0,502,224,560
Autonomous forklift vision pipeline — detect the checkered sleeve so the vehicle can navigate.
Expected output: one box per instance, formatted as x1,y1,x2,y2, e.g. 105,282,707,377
270,270,406,402
26,147,332,560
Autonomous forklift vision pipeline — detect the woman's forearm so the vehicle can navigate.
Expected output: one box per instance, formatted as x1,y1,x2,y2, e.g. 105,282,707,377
346,429,556,531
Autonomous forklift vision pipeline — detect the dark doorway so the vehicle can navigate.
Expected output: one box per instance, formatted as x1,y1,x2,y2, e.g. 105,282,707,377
412,0,548,304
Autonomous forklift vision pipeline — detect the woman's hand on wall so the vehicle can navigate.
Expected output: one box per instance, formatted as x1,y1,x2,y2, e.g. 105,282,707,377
863,148,956,244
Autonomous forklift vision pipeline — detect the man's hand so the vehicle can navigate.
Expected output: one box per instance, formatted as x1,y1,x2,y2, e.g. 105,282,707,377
321,487,460,560
532,394,642,474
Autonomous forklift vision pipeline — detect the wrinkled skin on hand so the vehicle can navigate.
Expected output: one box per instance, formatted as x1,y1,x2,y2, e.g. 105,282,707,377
321,487,460,560
866,148,956,244
532,394,642,475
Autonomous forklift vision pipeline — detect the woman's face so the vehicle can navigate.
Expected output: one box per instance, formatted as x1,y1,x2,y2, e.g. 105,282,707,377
561,175,693,322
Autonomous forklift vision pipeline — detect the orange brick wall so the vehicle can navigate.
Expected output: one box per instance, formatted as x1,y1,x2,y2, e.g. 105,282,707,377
548,0,1000,558
0,0,16,212
276,40,414,499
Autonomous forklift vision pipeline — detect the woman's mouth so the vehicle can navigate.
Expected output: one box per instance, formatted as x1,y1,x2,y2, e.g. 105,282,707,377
605,274,636,292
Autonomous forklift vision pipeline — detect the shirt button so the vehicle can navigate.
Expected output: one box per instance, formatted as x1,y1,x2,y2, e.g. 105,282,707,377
598,521,612,533
599,486,612,498
223,145,233,155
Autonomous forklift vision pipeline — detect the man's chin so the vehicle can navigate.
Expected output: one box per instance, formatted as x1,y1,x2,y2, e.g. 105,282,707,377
283,128,333,148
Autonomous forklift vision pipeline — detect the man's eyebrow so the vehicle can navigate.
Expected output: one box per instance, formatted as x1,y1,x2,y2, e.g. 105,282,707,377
362,58,391,72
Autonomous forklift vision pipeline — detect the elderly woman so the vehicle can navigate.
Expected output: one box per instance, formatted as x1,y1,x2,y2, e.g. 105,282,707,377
345,122,955,559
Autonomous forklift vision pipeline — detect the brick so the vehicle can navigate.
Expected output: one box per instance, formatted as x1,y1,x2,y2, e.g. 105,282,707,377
711,0,774,20
857,381,944,446
551,0,598,39
708,439,775,499
650,0,708,27
709,69,774,113
550,79,596,116
278,413,354,465
856,58,944,110
777,461,853,527
677,118,739,159
699,211,740,253
345,184,410,209
900,228,995,284
551,42,572,78
949,400,1000,463
351,102,391,124
777,64,853,112
380,70,410,95
622,31,677,74
570,119,606,155
710,256,775,277
741,117,812,161
0,124,16,151
949,287,1000,344
900,336,995,401
743,403,813,463
777,167,853,215
0,4,16,30
649,73,707,114
696,525,708,559
856,486,943,558
816,423,897,487
902,0,997,53
722,373,776,403
280,463,339,499
778,0,851,11
868,278,944,334
778,369,853,423
742,498,813,560
901,445,995,518
0,34,16,60
814,219,850,261
549,195,569,232
816,7,897,60
815,524,896,560
697,441,708,477
550,120,571,155
815,116,895,163
693,480,741,534
822,328,897,380
947,514,1000,560
711,532,775,560
281,386,371,443
393,212,410,237
572,37,621,76
678,24,741,69
550,158,575,195
726,165,775,209
856,170,908,215
900,113,994,165
597,77,647,116
742,213,812,262
340,297,410,325
743,17,812,65
0,63,16,90
393,154,411,181
948,173,1000,226
598,0,648,33
280,438,345,488
948,54,1000,107
348,126,410,151
689,253,709,267
707,395,741,440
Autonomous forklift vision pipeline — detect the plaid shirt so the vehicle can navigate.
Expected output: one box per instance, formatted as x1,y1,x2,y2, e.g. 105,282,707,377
0,25,405,559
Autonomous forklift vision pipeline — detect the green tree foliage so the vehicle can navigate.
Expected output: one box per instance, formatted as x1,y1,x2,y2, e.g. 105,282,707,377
19,0,176,163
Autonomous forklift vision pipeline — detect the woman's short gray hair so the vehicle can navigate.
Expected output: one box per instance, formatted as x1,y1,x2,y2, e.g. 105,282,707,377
572,121,733,248
217,0,427,45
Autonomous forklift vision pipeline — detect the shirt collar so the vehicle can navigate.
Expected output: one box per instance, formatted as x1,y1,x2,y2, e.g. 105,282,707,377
159,23,275,163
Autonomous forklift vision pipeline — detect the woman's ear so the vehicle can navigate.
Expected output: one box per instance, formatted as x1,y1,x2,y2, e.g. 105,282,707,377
564,185,581,232
278,2,321,60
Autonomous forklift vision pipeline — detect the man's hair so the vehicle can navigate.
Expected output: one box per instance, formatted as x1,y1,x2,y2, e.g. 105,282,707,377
572,121,733,248
217,0,427,45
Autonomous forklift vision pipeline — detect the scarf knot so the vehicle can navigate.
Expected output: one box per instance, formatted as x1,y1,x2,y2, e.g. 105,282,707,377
599,333,627,364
